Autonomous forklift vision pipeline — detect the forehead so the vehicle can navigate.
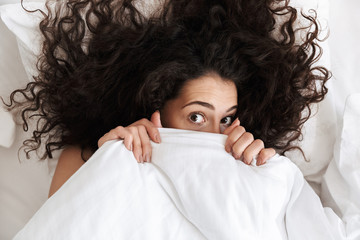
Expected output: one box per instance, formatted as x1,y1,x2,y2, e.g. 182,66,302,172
179,74,237,104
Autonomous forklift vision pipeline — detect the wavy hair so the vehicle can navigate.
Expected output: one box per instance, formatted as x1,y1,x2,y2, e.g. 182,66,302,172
4,0,330,160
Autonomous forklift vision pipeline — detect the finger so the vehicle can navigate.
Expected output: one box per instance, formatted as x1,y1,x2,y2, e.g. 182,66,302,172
257,148,276,165
224,125,246,152
223,118,240,135
241,139,265,165
128,127,143,163
150,111,162,143
231,132,254,162
98,134,108,148
122,131,133,151
150,111,163,128
98,126,131,148
137,125,152,163
113,127,133,151
136,118,161,143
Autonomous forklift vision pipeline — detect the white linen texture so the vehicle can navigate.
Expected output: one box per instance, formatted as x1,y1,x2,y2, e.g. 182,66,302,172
14,129,347,240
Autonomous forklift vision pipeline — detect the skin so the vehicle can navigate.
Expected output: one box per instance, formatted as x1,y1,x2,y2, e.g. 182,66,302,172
49,73,275,197
160,74,273,162
160,74,238,134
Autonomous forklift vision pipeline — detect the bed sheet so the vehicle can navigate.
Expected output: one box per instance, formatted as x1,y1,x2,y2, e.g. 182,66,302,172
328,0,360,119
14,129,349,240
0,0,360,239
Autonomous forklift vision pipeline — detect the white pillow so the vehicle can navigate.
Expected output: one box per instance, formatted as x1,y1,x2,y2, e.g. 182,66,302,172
0,1,44,82
0,1,45,148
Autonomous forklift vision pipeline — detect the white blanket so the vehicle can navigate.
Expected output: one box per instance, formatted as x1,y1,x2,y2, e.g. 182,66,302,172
14,128,351,240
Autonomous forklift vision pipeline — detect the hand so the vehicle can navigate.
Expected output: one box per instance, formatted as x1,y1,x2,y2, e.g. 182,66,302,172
97,111,162,163
223,118,276,166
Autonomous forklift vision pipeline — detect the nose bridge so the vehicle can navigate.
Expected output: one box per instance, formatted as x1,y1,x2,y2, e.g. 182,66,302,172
211,120,221,134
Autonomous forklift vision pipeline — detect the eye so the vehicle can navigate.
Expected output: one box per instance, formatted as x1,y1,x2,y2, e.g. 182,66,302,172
220,116,233,126
188,112,206,124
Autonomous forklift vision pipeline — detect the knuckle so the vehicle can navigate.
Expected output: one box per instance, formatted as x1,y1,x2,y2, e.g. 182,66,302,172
124,132,133,141
232,145,243,156
243,132,254,141
128,126,138,133
254,139,265,148
138,118,150,125
243,152,253,162
137,118,144,124
141,133,151,145
259,151,267,160
114,126,124,132
235,126,246,133
223,128,231,135
138,125,146,132
225,135,234,145
259,148,276,161
225,139,234,148
265,148,276,157
133,143,142,151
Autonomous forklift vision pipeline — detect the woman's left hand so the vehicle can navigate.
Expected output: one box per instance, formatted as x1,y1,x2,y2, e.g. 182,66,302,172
223,118,276,166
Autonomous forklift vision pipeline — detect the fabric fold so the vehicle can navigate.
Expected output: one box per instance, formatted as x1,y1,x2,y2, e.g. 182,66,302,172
14,128,353,239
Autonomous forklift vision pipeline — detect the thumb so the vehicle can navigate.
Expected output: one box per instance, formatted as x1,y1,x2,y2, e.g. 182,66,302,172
150,110,163,128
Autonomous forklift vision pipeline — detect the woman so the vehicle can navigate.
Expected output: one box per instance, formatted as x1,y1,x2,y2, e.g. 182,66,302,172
5,0,329,197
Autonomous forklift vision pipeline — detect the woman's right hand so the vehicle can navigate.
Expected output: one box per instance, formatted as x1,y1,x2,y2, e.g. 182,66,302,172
98,111,162,163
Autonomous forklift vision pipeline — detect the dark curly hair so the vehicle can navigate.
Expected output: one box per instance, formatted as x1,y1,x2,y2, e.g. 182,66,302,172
4,0,330,160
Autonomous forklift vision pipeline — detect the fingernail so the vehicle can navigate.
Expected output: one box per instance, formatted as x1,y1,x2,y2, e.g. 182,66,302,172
139,155,143,163
146,154,151,163
129,144,133,151
155,134,161,143
225,145,230,153
232,118,240,126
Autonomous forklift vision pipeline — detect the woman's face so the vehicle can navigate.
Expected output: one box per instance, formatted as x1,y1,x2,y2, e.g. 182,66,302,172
161,73,238,134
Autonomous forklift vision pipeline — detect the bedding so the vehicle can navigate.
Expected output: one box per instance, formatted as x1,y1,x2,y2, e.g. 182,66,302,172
0,107,15,147
1,0,360,239
321,93,360,238
14,128,350,240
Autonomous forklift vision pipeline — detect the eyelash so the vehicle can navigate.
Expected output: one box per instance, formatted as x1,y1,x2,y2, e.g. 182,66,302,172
188,112,206,125
188,112,235,126
220,116,234,126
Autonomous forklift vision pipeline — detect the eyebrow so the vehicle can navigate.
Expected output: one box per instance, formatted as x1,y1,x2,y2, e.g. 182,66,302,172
182,101,237,112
